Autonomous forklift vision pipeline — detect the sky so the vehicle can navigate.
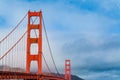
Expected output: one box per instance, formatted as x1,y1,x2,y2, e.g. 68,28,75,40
0,0,120,80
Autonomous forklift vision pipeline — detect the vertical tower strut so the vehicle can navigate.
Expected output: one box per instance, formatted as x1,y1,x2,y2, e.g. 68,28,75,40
65,60,71,80
26,11,42,74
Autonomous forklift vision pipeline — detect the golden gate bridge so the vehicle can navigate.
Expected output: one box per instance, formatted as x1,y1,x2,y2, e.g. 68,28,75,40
0,11,71,80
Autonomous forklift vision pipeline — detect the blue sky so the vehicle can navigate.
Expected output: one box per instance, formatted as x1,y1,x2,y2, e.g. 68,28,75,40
1,0,120,80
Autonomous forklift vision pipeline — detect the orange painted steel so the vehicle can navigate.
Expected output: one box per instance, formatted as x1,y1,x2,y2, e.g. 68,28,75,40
0,71,65,80
65,60,71,80
26,11,42,74
0,11,71,80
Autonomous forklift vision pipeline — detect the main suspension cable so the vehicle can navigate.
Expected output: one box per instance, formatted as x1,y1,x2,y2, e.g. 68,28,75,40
0,31,27,60
0,13,27,43
42,15,60,75
31,17,52,73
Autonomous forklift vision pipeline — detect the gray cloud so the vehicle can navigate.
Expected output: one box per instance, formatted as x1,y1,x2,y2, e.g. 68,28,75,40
63,35,120,53
1,0,120,80
61,35,120,80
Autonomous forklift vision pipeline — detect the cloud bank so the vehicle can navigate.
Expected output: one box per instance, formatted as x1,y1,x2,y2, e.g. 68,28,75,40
0,0,120,80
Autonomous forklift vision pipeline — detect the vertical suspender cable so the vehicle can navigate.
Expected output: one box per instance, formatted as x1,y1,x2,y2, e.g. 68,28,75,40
42,53,51,73
0,31,27,61
0,13,27,43
42,15,60,75
31,17,52,73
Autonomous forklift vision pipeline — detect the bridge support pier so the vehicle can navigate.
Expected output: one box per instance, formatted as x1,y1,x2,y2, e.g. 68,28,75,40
65,60,71,80
38,78,42,80
26,11,42,74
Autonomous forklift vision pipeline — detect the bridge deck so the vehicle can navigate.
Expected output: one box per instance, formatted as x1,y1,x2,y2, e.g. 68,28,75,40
0,71,64,80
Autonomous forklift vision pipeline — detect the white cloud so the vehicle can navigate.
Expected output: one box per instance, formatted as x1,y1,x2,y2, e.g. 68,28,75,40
1,0,120,79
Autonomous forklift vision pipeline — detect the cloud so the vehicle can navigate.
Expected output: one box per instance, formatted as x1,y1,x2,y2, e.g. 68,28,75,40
65,0,120,19
0,16,6,26
61,34,120,80
63,35,120,53
1,0,120,80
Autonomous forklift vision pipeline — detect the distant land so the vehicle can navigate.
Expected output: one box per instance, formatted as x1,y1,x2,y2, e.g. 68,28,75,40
59,74,84,80
71,75,84,80
0,65,84,80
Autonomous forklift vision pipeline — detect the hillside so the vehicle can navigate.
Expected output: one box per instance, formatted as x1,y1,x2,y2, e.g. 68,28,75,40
72,75,84,80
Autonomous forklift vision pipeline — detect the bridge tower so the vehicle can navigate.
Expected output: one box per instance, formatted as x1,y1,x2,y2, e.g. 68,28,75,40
65,60,71,80
26,11,42,74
